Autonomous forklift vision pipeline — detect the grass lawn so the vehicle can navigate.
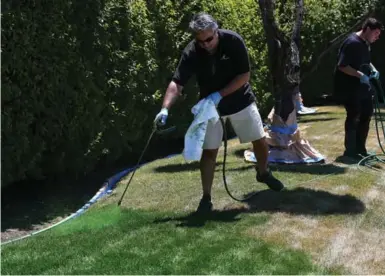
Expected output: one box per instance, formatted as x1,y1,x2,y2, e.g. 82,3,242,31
1,105,385,275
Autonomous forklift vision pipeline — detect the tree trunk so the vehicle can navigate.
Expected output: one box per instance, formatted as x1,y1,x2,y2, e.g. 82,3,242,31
258,0,303,121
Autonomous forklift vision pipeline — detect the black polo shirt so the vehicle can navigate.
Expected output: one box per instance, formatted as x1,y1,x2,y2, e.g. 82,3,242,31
334,33,372,100
172,29,256,116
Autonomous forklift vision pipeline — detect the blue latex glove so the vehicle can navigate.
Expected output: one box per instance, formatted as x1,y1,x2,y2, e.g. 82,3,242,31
360,74,370,86
370,69,380,80
154,108,168,126
206,92,222,106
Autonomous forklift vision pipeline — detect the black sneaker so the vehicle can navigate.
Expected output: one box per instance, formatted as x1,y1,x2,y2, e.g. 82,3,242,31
357,151,374,158
256,169,285,191
343,150,362,160
196,196,213,213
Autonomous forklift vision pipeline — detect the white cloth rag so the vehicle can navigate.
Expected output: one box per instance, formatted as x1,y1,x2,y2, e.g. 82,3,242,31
183,98,219,161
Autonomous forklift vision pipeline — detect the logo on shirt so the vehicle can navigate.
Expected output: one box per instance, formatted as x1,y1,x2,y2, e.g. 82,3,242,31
220,54,230,60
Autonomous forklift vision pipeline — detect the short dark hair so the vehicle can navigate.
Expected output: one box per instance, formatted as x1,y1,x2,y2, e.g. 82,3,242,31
362,17,384,31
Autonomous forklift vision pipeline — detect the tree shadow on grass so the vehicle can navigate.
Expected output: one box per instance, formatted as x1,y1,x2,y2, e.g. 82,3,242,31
153,162,222,173
243,187,365,215
298,117,338,123
227,153,347,176
153,187,365,228
269,163,346,175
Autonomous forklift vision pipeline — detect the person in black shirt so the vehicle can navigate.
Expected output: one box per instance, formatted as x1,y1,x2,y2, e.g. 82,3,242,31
154,12,284,213
334,17,383,159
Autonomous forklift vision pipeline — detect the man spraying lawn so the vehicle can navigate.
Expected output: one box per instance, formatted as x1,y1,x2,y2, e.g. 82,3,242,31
154,12,284,214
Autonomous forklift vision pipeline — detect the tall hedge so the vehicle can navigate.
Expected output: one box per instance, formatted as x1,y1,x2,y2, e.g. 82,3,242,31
1,0,383,187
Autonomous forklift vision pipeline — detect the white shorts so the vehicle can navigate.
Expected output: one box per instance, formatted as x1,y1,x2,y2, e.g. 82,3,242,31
203,102,265,149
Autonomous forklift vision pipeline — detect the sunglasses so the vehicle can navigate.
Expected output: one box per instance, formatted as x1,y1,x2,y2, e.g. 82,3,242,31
196,31,217,45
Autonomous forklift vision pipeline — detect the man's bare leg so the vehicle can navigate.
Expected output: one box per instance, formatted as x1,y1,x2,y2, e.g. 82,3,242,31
197,148,218,212
200,149,219,196
252,137,269,174
252,137,284,191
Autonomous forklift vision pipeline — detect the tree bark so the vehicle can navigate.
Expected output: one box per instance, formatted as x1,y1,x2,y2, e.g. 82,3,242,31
258,0,303,121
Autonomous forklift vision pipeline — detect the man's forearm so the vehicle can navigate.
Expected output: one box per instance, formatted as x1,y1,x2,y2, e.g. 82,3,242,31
338,65,364,78
219,72,250,97
162,81,183,109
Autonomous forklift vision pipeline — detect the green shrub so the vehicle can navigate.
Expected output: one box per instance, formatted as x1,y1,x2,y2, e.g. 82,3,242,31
2,0,383,187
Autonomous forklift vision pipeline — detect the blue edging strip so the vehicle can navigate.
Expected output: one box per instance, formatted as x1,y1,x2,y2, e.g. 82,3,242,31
270,123,298,135
2,154,179,245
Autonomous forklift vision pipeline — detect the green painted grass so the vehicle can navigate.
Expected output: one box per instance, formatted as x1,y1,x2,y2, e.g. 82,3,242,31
1,206,332,275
